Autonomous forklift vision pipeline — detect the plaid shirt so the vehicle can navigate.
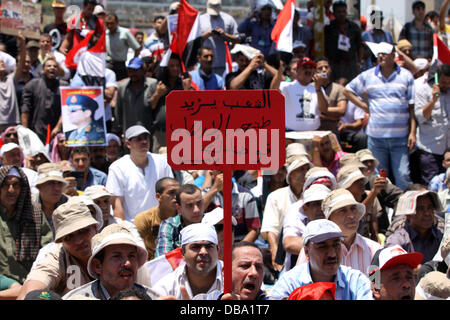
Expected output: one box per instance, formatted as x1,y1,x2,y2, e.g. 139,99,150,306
399,20,434,59
155,214,185,258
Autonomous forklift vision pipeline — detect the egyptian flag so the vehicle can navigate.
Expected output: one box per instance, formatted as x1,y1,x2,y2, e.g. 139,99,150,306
144,247,184,286
271,0,296,53
160,0,202,71
65,29,106,71
432,33,450,65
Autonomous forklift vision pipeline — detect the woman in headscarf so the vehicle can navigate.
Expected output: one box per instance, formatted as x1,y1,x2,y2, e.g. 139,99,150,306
0,165,53,283
49,133,70,163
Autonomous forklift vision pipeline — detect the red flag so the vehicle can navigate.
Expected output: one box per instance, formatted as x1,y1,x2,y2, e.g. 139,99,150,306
224,41,233,73
65,30,106,70
432,33,450,65
271,0,296,53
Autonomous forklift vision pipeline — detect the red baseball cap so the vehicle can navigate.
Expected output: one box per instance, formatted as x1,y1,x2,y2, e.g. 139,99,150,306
369,245,423,276
288,282,337,300
297,57,316,69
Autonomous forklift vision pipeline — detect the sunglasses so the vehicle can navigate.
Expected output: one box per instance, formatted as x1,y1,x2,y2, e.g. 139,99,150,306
68,106,83,113
5,132,18,137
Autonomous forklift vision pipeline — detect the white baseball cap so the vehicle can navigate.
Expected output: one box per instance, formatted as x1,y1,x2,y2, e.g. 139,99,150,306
302,219,345,246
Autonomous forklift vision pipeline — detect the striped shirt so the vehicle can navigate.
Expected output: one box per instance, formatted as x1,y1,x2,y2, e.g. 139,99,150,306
267,262,373,300
295,233,382,276
346,64,415,138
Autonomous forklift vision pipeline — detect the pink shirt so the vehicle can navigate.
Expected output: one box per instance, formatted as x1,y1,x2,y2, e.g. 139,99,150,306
295,233,382,276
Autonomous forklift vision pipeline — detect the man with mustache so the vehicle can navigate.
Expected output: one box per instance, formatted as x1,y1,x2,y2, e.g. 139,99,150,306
369,245,422,300
152,223,223,299
268,219,372,300
17,198,100,299
62,224,158,300
385,190,444,264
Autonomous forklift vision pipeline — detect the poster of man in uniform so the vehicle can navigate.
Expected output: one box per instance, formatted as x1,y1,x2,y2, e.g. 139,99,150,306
60,86,107,147
0,0,41,38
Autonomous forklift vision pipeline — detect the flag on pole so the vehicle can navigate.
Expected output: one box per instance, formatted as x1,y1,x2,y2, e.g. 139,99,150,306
160,0,202,70
65,30,106,71
271,0,296,53
432,33,450,65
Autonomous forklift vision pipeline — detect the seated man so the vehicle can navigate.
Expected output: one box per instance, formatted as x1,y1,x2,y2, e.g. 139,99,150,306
385,190,444,264
282,184,331,271
0,166,53,284
155,184,205,257
152,223,223,299
33,163,69,236
268,219,373,300
133,177,180,260
17,199,100,299
62,224,158,300
429,149,450,192
295,189,382,275
311,134,346,177
70,146,108,191
369,245,422,300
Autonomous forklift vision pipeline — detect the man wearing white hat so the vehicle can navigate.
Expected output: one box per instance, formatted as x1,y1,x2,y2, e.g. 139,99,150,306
344,41,416,191
294,189,382,275
369,245,423,300
106,125,173,222
199,0,240,77
386,190,444,264
17,199,100,299
62,224,157,300
268,219,373,300
152,223,223,299
261,155,312,271
282,184,331,271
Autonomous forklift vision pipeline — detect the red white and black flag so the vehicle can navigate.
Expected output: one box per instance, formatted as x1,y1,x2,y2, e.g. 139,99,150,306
65,29,106,72
160,0,202,71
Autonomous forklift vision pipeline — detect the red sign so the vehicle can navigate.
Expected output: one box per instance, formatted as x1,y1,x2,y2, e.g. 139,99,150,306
166,89,285,171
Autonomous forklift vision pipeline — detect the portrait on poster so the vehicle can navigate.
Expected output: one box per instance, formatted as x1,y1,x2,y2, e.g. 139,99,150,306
60,87,107,147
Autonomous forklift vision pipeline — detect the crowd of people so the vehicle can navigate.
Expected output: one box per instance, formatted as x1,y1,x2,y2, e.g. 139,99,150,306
0,0,449,301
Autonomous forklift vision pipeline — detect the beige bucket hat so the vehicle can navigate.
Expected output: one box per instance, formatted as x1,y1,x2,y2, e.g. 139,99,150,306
285,155,312,184
36,163,68,187
53,198,100,243
339,153,367,170
356,149,379,168
321,188,366,220
84,185,113,200
303,167,337,192
337,165,369,190
415,271,450,300
87,224,148,279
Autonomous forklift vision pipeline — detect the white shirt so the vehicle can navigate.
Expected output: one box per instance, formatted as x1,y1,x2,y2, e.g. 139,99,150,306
260,186,299,238
340,100,366,132
106,152,173,222
282,200,308,270
280,80,320,131
152,260,224,300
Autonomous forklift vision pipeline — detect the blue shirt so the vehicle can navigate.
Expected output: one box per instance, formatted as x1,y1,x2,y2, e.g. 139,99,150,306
346,64,414,139
268,262,373,300
238,18,275,57
429,173,447,192
190,68,224,90
81,167,107,191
